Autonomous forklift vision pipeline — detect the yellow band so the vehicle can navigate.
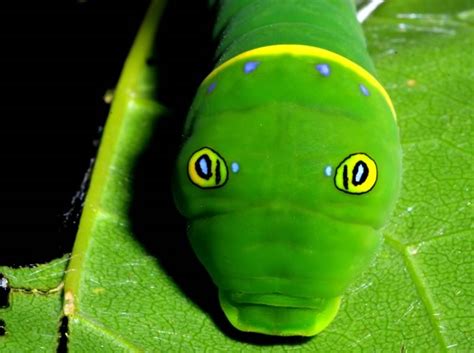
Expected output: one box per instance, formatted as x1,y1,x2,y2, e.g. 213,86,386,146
203,44,396,120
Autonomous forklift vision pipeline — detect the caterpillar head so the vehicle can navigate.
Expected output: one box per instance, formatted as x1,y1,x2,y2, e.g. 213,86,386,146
173,47,401,336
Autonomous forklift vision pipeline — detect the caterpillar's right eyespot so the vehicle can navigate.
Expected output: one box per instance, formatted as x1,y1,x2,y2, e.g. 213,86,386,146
188,147,228,189
334,153,377,194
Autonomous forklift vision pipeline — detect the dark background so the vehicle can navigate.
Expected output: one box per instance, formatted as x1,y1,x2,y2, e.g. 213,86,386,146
0,1,152,266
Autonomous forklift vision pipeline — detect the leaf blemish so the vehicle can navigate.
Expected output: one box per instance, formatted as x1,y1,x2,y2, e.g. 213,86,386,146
0,274,10,308
63,291,75,316
92,287,105,295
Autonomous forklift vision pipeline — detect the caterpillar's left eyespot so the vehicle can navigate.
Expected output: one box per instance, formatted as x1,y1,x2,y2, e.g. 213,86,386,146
188,147,228,189
334,153,377,194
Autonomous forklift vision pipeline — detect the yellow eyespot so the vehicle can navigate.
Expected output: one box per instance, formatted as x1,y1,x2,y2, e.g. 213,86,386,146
334,153,377,194
188,147,228,189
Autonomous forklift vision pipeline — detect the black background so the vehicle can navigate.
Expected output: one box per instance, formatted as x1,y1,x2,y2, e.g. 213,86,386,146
0,0,163,266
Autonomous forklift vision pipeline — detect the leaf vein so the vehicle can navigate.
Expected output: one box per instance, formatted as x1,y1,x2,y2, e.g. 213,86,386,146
73,312,144,352
385,235,449,351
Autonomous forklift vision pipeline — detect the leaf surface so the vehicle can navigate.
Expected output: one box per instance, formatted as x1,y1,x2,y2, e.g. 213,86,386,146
0,257,67,352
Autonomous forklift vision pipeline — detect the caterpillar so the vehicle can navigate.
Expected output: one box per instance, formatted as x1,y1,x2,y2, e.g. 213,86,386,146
172,0,402,337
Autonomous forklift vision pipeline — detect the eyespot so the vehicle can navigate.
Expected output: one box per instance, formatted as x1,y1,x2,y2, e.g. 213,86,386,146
188,147,228,189
334,153,377,194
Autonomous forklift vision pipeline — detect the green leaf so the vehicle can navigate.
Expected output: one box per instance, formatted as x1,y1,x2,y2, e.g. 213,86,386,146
0,257,67,351
1,0,472,351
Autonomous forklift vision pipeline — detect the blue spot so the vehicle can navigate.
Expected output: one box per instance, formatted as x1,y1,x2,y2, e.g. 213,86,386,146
199,158,208,175
315,64,331,77
244,61,260,74
231,162,240,173
359,83,370,96
324,165,333,177
207,82,217,93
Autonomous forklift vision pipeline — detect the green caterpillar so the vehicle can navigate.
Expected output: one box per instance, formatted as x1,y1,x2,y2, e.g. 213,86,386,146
173,0,402,337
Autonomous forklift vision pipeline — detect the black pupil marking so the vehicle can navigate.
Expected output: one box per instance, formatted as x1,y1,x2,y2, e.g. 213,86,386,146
215,159,221,185
195,154,212,180
352,161,369,186
343,165,349,190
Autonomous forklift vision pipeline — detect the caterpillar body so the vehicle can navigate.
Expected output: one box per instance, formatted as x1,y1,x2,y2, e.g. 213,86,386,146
173,0,402,337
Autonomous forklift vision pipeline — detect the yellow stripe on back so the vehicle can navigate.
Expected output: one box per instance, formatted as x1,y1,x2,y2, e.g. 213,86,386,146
203,44,396,121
